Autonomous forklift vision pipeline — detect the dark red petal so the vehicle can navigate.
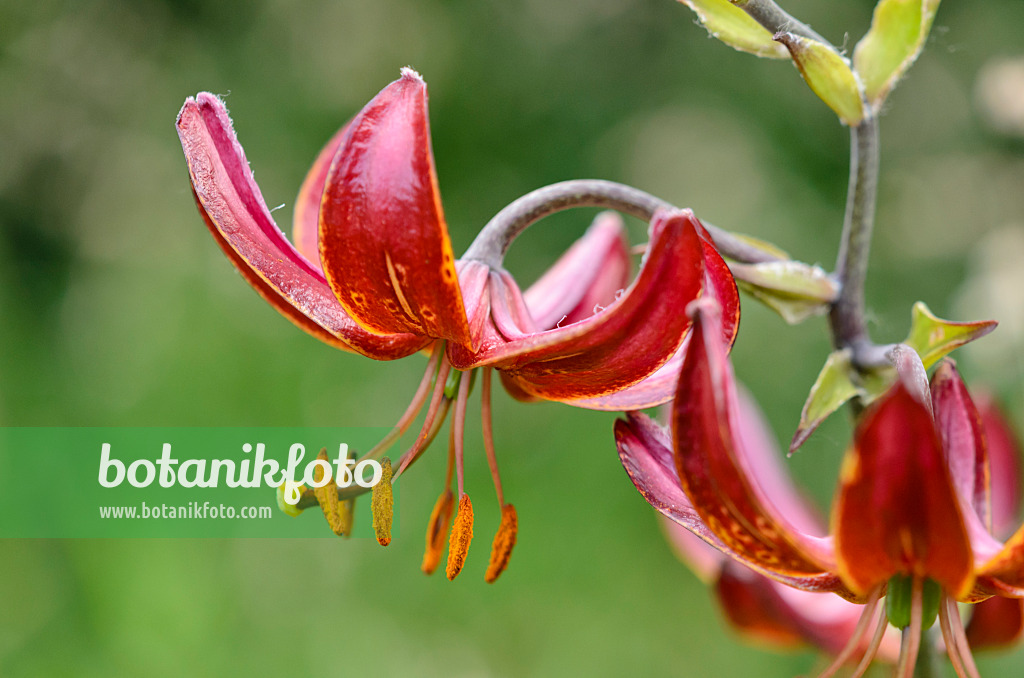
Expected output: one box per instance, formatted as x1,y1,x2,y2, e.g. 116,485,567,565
834,380,974,599
671,298,843,584
965,596,1024,649
449,209,705,401
292,122,351,273
569,233,739,411
318,69,472,347
523,212,630,330
176,94,429,360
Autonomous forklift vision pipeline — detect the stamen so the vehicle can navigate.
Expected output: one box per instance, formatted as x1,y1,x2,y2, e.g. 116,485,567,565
848,603,889,678
422,428,457,575
480,369,505,506
395,354,453,478
371,457,394,546
446,494,474,580
940,595,981,678
893,578,924,678
422,489,454,575
313,448,350,536
366,343,443,461
453,369,472,497
812,587,881,678
485,504,518,583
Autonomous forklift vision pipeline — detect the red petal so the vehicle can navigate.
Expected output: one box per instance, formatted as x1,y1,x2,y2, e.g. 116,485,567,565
176,94,428,360
965,596,1024,649
834,380,974,599
318,69,472,347
450,209,705,401
523,212,630,330
671,298,843,584
292,122,351,273
570,233,739,411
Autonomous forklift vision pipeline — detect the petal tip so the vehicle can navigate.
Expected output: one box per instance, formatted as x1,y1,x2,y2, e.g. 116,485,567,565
400,66,425,83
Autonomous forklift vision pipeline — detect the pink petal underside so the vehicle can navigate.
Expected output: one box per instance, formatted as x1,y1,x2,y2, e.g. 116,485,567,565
977,394,1023,537
448,209,706,401
292,122,352,274
175,94,428,360
318,69,473,347
523,212,631,331
931,361,1005,564
568,232,740,411
671,297,845,585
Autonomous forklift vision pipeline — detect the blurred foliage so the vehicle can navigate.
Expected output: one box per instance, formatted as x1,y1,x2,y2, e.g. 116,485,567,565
2,0,1023,675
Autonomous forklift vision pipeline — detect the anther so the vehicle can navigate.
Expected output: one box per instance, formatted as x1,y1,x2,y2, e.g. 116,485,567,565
371,457,394,546
446,494,474,580
422,489,454,575
313,448,350,536
485,504,518,583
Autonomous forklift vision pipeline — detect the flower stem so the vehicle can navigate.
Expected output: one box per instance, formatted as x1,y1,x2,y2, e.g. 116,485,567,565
463,179,781,267
731,0,834,48
829,116,883,369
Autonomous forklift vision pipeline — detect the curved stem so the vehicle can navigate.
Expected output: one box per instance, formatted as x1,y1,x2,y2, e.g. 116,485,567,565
829,116,880,368
732,0,834,48
463,179,781,267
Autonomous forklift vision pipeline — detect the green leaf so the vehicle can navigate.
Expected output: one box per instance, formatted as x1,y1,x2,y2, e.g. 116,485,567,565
903,301,997,370
731,260,837,324
775,32,866,126
678,0,790,59
854,0,941,107
791,349,864,452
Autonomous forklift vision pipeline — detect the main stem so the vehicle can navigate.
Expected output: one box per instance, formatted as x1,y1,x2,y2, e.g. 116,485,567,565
829,116,882,368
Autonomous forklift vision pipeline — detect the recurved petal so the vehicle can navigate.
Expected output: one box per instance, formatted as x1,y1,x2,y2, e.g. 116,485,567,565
571,233,739,411
931,361,994,533
833,380,974,599
176,93,429,360
318,69,472,347
293,122,351,273
671,298,844,586
523,212,630,331
977,395,1023,537
451,209,705,401
617,408,846,594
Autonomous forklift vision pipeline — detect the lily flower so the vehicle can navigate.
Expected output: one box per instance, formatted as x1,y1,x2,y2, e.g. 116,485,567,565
615,297,1024,677
176,69,738,582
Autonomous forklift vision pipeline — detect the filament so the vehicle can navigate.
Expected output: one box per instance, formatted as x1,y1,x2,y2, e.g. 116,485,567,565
813,587,881,678
365,343,443,460
480,369,505,506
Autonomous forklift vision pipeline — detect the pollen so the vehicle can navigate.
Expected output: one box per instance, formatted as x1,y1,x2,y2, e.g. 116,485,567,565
485,504,518,583
422,489,454,575
446,494,474,580
371,457,394,546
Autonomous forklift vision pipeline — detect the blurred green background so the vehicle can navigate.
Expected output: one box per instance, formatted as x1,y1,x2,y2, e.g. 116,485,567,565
2,0,1024,675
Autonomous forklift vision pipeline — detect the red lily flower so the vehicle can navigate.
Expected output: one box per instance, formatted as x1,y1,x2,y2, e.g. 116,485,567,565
176,69,738,581
616,298,1023,677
